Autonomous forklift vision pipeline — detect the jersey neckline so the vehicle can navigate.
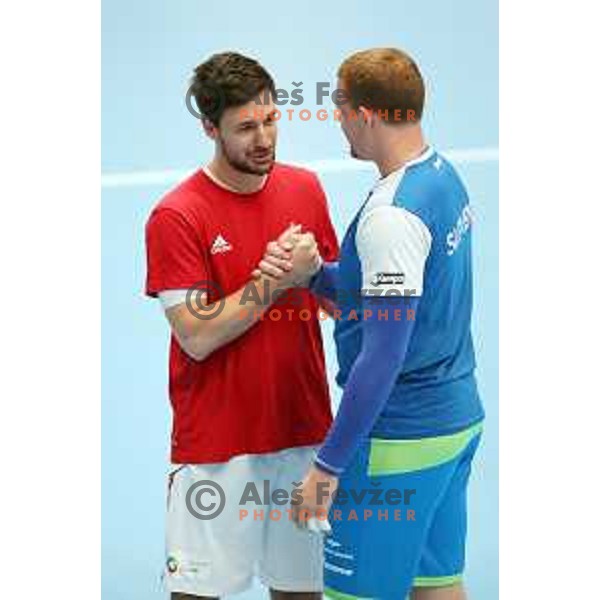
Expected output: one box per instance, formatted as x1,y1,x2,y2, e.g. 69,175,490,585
196,164,277,199
372,146,435,192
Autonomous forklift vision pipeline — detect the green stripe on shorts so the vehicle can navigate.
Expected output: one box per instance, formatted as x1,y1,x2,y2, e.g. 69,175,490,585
368,421,483,477
324,587,373,600
413,574,463,587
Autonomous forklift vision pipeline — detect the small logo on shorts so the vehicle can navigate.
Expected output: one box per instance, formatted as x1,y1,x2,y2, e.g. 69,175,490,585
371,272,405,286
166,556,179,574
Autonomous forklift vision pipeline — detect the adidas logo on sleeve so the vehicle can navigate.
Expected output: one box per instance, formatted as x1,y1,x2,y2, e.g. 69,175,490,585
210,234,233,255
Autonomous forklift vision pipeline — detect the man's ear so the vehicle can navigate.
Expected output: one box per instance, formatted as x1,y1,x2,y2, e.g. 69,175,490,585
201,116,218,140
358,105,375,128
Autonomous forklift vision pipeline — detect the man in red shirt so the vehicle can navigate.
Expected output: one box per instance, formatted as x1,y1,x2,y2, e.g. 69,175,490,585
145,52,338,599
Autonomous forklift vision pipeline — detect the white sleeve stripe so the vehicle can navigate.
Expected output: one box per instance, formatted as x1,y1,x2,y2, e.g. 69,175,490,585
357,205,432,250
158,289,189,309
314,456,344,475
356,205,432,296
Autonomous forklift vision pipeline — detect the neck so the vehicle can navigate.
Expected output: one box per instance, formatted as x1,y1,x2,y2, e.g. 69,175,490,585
375,124,428,177
206,153,268,194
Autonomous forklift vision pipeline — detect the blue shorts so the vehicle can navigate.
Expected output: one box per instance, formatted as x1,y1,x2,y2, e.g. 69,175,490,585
324,421,483,600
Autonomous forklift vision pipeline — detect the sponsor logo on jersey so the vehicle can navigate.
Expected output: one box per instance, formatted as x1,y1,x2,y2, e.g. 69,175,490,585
210,234,233,255
371,272,405,286
446,203,474,256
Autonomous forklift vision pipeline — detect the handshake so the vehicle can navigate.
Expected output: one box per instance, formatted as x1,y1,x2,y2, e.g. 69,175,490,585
252,224,323,289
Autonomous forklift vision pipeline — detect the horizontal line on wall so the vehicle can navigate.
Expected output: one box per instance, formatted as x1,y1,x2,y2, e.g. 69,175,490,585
101,146,498,189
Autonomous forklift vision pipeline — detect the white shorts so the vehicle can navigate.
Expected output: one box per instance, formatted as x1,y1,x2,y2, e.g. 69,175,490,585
164,445,324,597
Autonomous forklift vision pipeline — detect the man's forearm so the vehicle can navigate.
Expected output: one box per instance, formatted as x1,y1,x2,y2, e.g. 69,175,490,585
310,261,339,302
314,296,419,476
168,274,287,361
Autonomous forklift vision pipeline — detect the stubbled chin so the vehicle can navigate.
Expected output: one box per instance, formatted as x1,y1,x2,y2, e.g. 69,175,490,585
251,160,274,174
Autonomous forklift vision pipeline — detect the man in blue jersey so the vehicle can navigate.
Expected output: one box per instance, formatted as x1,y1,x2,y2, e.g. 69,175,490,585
257,48,484,600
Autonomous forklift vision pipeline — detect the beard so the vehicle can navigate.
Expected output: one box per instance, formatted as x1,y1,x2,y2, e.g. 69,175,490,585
220,137,276,176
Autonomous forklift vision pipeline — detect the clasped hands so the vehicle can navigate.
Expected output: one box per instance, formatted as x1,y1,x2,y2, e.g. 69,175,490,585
252,224,323,288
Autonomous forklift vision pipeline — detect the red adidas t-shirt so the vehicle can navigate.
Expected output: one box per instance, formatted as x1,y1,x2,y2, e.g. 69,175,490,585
145,163,339,464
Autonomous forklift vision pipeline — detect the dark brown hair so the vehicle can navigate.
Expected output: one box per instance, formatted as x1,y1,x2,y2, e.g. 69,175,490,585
190,52,276,125
338,48,425,121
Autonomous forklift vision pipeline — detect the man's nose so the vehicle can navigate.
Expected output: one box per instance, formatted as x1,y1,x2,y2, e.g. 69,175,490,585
254,124,272,147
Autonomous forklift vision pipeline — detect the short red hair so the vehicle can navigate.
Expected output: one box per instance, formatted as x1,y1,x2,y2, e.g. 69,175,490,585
338,48,425,121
